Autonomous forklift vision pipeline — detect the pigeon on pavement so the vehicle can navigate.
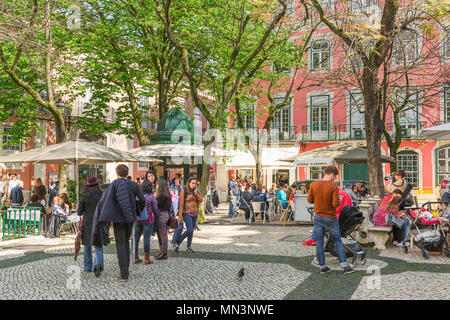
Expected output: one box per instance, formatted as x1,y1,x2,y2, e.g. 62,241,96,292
237,267,245,281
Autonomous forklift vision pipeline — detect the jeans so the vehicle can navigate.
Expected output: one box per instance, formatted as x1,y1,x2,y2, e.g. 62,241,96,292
171,221,184,245
134,222,153,254
177,214,198,249
113,222,134,280
157,210,169,256
314,215,348,268
393,218,410,242
229,195,239,216
83,246,104,272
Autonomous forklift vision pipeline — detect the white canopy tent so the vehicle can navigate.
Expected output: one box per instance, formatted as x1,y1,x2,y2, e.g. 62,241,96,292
280,143,396,186
224,147,300,169
422,122,450,140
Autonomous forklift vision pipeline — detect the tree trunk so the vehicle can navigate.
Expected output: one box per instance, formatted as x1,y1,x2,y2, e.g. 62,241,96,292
363,75,385,198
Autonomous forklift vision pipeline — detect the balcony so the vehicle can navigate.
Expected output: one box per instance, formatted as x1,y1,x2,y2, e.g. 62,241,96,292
300,124,366,141
228,126,298,142
300,121,429,142
385,121,426,139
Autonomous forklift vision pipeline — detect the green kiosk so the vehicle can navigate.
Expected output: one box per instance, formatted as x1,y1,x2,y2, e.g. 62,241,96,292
148,108,203,184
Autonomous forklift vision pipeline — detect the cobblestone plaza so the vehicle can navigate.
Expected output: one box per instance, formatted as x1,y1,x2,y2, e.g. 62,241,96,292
0,206,448,300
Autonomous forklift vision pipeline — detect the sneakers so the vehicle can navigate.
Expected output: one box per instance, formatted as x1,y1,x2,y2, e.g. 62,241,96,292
343,266,355,274
393,241,403,247
302,239,317,246
320,266,331,274
186,248,195,253
312,257,320,266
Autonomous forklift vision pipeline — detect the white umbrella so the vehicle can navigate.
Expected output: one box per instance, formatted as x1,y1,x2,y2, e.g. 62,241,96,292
131,144,235,157
224,146,299,169
422,122,450,140
0,140,162,204
280,143,396,186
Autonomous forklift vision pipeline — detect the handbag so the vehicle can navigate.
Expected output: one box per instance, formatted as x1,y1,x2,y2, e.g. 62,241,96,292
385,212,405,229
167,213,179,230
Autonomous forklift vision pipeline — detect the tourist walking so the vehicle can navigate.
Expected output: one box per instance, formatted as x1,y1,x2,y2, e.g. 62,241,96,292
134,182,158,265
77,176,105,276
170,186,183,249
154,179,172,260
307,166,354,274
173,177,203,253
228,174,240,217
92,164,146,282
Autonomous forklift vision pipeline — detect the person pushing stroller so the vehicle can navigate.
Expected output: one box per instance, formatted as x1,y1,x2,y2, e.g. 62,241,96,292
307,166,354,274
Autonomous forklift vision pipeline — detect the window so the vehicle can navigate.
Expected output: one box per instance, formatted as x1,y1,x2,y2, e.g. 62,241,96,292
138,96,149,108
443,27,450,60
395,88,419,125
349,0,377,13
397,150,419,187
271,63,292,74
349,92,365,139
287,0,295,15
310,166,326,180
393,30,420,65
318,0,333,11
138,162,149,170
445,87,450,123
272,97,290,128
310,40,331,70
310,95,330,136
2,127,22,153
437,146,450,185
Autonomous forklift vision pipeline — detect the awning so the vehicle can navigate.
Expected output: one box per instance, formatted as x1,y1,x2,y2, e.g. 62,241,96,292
224,147,299,169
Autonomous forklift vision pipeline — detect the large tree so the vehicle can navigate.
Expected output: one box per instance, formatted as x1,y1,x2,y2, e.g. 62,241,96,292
0,0,79,191
70,0,191,146
157,0,301,196
309,0,448,196
233,13,322,186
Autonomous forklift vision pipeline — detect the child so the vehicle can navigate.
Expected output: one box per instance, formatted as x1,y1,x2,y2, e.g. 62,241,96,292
372,197,409,246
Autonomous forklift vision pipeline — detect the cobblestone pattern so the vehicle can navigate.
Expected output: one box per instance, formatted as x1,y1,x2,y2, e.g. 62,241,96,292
0,255,309,300
351,271,450,300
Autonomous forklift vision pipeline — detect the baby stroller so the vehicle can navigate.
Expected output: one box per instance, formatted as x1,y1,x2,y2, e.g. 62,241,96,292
324,206,367,268
402,201,450,260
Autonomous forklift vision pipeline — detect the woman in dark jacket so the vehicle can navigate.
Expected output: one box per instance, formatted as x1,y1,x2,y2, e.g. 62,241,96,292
32,178,47,206
239,185,254,222
154,179,172,260
77,176,104,275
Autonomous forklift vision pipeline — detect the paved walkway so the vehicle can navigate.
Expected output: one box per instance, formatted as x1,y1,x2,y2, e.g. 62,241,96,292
0,204,448,300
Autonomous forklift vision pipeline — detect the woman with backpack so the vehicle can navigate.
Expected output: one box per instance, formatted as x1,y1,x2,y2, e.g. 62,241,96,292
173,177,203,253
154,179,172,260
134,182,158,265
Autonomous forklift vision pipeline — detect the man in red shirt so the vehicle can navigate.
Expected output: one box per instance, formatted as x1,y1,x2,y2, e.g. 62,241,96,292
307,166,354,274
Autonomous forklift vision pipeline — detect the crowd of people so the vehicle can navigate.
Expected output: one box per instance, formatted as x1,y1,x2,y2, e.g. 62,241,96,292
228,175,302,222
76,165,203,282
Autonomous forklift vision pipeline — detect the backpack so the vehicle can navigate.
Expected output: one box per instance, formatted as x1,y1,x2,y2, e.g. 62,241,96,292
137,194,149,221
